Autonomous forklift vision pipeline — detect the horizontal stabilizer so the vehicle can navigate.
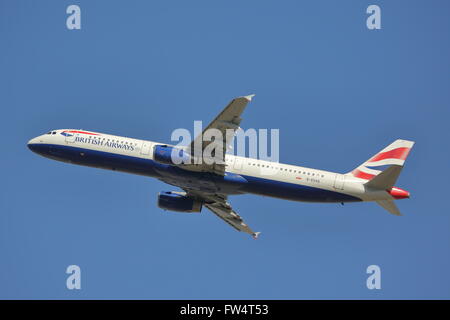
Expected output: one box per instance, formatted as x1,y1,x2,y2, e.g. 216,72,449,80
376,200,402,216
365,165,403,190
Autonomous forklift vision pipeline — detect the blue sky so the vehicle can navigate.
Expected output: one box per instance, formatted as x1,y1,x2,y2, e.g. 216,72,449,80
1,0,449,299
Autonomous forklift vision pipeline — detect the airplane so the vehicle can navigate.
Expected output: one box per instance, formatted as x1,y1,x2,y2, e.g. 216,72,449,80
27,95,415,239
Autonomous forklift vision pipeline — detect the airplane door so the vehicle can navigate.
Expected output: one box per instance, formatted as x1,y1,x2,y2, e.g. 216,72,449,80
141,142,151,155
233,157,243,170
333,174,345,190
65,132,76,143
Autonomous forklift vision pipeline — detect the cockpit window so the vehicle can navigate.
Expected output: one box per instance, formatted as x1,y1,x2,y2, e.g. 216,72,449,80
47,131,52,134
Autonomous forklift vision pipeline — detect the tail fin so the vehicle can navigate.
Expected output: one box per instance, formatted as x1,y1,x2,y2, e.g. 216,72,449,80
347,139,415,181
349,139,415,216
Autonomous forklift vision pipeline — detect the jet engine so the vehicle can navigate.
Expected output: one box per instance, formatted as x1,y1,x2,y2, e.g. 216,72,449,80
153,145,191,165
157,191,202,213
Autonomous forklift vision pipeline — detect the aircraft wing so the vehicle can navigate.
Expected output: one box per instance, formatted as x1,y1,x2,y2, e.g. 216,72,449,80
184,189,260,239
187,94,254,175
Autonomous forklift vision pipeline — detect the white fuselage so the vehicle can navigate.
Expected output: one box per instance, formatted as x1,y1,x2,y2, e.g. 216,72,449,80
28,129,395,203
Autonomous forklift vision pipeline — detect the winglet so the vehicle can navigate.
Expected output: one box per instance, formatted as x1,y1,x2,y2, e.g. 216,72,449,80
244,94,255,101
252,232,261,239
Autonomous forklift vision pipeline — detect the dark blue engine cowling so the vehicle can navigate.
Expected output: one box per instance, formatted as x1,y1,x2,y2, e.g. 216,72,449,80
157,191,202,213
153,145,191,165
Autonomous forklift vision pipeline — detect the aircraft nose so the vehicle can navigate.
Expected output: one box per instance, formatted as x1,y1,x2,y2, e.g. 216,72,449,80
27,137,41,152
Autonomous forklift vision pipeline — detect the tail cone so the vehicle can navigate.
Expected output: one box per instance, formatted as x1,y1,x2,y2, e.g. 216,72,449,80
388,187,410,199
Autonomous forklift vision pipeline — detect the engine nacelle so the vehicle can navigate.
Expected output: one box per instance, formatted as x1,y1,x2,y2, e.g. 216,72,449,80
153,145,191,165
157,191,202,213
